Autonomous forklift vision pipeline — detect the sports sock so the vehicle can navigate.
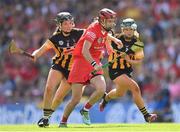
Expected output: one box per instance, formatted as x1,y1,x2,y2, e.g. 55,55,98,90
139,107,149,116
61,116,68,124
83,102,92,111
43,109,54,119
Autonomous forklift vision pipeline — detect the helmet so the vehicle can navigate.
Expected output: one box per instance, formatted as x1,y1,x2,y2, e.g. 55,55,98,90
98,8,117,31
55,12,74,24
121,18,137,30
99,8,116,20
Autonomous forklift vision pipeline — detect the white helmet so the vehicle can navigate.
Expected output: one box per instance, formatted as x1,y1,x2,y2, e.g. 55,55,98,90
121,18,137,30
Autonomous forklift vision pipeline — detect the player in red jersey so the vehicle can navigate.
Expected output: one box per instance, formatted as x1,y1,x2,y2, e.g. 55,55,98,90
59,8,123,126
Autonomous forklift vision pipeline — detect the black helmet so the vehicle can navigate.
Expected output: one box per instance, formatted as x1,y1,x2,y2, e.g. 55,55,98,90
121,18,137,30
55,12,74,24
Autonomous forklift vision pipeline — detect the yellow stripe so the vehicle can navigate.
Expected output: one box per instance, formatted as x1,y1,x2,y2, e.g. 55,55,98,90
141,109,146,111
126,61,131,68
119,58,125,69
112,54,118,69
55,47,63,64
143,111,148,115
108,53,117,69
108,53,113,62
126,55,133,67
142,110,147,113
140,107,145,110
61,54,69,68
47,39,60,54
49,39,61,63
141,110,147,113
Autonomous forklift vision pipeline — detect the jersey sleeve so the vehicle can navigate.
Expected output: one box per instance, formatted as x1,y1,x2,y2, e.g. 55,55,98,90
83,29,97,43
48,27,61,46
48,34,59,47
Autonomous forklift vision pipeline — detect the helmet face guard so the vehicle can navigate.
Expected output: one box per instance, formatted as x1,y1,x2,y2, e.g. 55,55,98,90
55,12,74,24
121,18,137,30
98,8,117,31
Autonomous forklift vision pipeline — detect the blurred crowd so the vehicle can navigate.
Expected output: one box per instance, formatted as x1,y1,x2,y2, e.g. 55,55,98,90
0,0,180,121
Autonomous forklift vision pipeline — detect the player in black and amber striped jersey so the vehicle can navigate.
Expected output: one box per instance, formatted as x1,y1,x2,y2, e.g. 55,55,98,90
108,32,137,75
31,12,84,127
50,27,83,74
99,18,157,122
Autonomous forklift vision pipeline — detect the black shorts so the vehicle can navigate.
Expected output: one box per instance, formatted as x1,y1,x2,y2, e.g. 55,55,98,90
108,68,133,80
51,64,70,79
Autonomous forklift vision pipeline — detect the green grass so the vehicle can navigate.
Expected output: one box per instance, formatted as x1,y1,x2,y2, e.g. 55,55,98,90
0,123,180,132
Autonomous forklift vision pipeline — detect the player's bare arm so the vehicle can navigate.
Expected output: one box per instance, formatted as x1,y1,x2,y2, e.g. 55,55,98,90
104,37,114,55
32,40,55,61
82,40,94,63
82,40,102,71
107,34,123,48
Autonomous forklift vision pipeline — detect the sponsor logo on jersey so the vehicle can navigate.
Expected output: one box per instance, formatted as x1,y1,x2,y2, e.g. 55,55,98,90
94,46,104,50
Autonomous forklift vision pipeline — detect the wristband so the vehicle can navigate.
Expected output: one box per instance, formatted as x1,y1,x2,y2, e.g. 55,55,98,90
91,61,97,67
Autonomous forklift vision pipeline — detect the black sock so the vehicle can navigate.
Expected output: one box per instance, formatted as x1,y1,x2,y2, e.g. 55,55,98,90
103,92,108,102
43,109,54,119
139,107,149,117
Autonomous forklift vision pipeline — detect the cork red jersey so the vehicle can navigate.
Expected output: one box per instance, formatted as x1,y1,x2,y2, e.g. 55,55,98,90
73,21,108,59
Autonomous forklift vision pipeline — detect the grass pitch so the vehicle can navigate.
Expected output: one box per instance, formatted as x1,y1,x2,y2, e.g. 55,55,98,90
0,123,180,132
